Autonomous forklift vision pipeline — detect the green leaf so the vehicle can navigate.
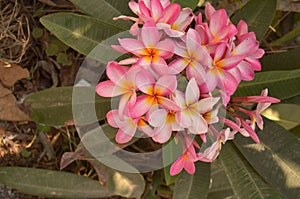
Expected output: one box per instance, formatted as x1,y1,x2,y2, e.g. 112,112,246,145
208,159,234,199
45,43,59,56
262,104,300,130
25,86,111,126
270,25,300,46
218,142,282,199
56,53,72,66
69,0,131,28
234,69,300,100
172,0,199,10
40,13,126,59
173,162,211,199
32,27,44,39
234,118,300,198
231,0,277,41
105,0,133,16
0,167,113,198
162,137,183,185
261,48,300,71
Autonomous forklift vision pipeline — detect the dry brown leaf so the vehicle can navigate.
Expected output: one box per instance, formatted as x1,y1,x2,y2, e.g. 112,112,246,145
0,61,29,121
0,84,12,98
0,61,29,87
0,90,29,121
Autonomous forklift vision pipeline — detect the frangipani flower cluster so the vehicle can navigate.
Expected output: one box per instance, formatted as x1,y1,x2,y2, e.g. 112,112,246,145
96,0,280,176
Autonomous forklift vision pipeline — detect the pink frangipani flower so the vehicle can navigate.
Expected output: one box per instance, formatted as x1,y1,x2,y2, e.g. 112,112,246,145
107,110,153,144
173,78,219,135
170,143,198,176
117,23,174,76
96,62,139,117
130,69,180,118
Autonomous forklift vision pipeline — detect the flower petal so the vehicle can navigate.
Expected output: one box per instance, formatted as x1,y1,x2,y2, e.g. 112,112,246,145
96,80,126,97
155,39,174,59
186,61,206,85
130,95,155,118
168,58,188,74
119,38,146,56
106,110,120,128
157,96,180,111
116,128,135,144
160,3,181,24
141,23,160,47
151,56,169,76
150,0,163,22
185,78,200,105
149,109,167,127
136,69,155,94
210,10,228,36
152,124,172,143
155,75,177,96
106,62,129,85
170,156,184,176
197,97,220,113
183,160,196,174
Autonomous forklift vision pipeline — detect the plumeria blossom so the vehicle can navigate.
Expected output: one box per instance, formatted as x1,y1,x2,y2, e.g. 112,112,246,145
130,69,180,118
173,78,219,135
170,29,208,83
170,136,199,175
95,2,281,176
114,0,193,37
116,23,174,76
107,110,153,144
96,62,139,117
195,3,237,46
149,108,183,143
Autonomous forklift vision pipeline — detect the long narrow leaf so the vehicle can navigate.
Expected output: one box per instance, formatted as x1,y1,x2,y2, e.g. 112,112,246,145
270,25,300,46
208,159,234,198
234,118,300,198
173,162,211,199
0,167,113,198
40,13,126,58
218,142,282,199
69,0,131,28
234,69,300,100
231,0,277,41
25,86,111,126
172,0,199,10
261,48,300,71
